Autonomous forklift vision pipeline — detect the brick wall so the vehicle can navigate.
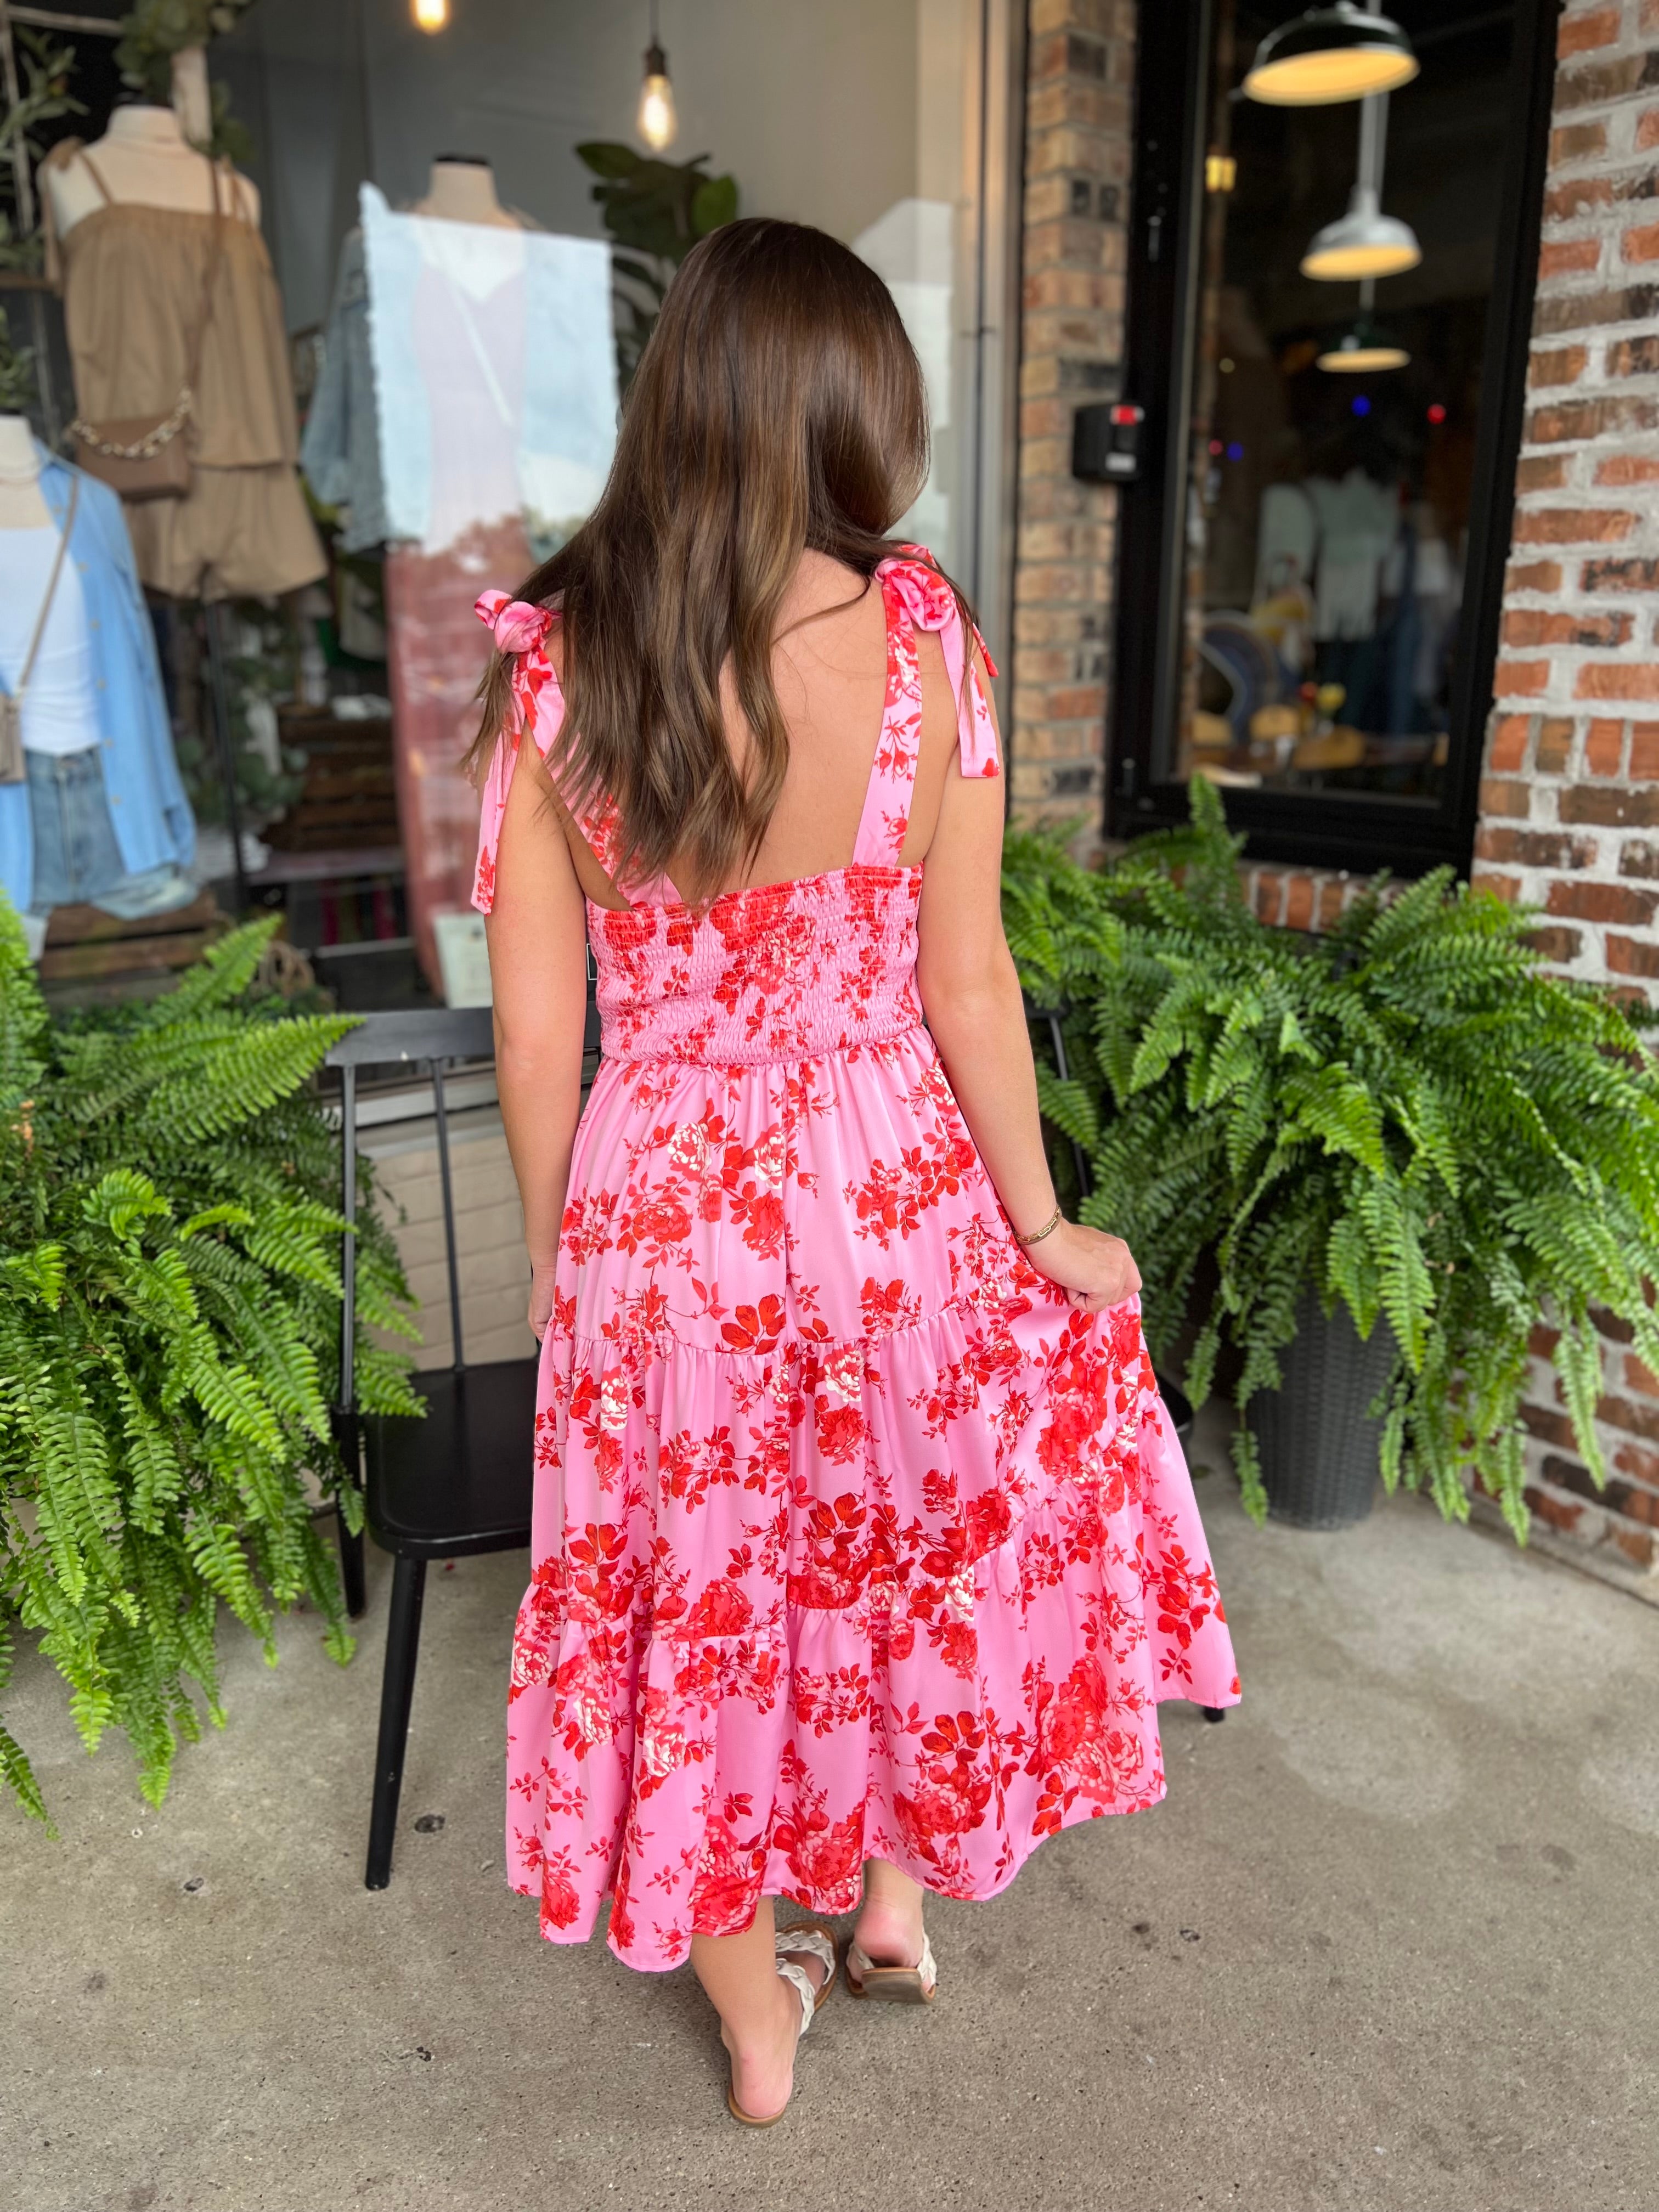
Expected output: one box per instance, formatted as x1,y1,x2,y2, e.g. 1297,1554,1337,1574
1008,0,1135,822
1471,0,1659,1579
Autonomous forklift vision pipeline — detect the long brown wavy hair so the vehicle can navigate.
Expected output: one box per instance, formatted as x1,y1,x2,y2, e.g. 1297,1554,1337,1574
470,216,973,900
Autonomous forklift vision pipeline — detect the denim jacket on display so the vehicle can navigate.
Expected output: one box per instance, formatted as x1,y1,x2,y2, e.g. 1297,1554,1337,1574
0,447,196,914
299,228,388,554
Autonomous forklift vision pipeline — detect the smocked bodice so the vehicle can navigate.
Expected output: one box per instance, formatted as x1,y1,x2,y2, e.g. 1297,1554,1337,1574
471,549,999,1069
588,863,923,1065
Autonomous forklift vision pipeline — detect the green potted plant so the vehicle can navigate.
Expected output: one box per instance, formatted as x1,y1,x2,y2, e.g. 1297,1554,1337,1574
0,907,418,1825
574,143,738,386
1005,782,1659,1535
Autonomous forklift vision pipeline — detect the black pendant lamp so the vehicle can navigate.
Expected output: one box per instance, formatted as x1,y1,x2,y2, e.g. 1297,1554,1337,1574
1244,3,1418,105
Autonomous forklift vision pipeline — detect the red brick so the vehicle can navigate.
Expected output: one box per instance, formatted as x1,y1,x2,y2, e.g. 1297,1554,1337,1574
1283,874,1314,931
1595,454,1659,484
1527,396,1659,442
1627,1354,1659,1397
1528,346,1587,387
1515,507,1637,544
1488,714,1531,771
1506,560,1563,592
1609,1523,1657,1568
1544,176,1616,222
1549,119,1610,165
1630,721,1659,775
1576,663,1659,699
1615,1438,1659,1488
1607,933,1659,976
1620,839,1659,877
1608,333,1659,376
1530,1322,1562,1359
1534,284,1659,335
1536,715,1576,772
1546,878,1659,923
1624,220,1659,264
1475,825,1598,868
1524,924,1587,961
1252,872,1283,925
1515,453,1568,492
1593,1304,1641,1346
1525,1481,1588,1533
1522,1402,1581,1450
1472,869,1523,901
1581,554,1659,590
1585,717,1627,774
1504,609,1633,647
1560,784,1659,825
1598,1390,1659,1443
1639,106,1659,151
1559,7,1622,55
1539,236,1604,280
1556,55,1659,112
1480,775,1533,817
1493,661,1551,697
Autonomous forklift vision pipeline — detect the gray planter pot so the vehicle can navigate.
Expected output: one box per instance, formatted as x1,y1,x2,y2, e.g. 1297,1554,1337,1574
1247,1294,1398,1530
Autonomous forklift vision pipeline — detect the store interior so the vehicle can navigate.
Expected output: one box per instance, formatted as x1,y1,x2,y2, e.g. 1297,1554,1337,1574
1176,0,1516,804
0,0,986,1009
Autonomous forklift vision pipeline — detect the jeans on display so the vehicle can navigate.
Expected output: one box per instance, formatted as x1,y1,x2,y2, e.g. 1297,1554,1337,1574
26,747,194,919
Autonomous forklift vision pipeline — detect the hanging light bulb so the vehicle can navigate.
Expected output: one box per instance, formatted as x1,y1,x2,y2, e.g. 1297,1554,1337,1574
637,4,676,152
1302,183,1420,279
412,0,449,30
1244,3,1418,106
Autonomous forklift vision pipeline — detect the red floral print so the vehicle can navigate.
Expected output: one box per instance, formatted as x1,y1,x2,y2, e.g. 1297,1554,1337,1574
481,555,1239,1973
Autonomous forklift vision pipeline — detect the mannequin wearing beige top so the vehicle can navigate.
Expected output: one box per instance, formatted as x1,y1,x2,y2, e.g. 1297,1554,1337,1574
42,104,324,602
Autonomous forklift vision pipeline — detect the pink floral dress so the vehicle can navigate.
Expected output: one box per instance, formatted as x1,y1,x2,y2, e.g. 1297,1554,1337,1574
471,551,1240,1972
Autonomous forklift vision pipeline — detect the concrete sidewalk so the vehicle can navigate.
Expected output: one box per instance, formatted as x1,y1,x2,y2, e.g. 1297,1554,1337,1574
4,1406,1658,2212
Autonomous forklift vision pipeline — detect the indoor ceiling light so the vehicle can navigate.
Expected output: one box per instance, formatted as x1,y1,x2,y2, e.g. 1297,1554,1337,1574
1244,4,1418,105
1316,319,1409,372
1301,182,1420,279
411,0,449,30
637,3,677,151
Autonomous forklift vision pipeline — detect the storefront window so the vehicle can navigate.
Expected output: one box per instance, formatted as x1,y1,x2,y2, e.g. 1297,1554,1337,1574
2,0,1018,1005
1112,0,1556,874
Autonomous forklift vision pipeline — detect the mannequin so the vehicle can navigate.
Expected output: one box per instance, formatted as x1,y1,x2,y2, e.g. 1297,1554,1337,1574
0,416,49,530
43,98,261,238
413,156,520,229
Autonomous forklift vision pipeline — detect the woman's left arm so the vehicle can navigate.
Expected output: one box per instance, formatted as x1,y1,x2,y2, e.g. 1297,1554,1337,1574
485,750,590,1339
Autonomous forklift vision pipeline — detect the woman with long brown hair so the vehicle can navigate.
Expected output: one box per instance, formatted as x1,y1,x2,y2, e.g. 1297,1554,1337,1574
472,217,1238,2126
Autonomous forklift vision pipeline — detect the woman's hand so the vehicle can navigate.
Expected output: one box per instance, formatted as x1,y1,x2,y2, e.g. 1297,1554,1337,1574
528,1258,557,1343
1021,1219,1141,1314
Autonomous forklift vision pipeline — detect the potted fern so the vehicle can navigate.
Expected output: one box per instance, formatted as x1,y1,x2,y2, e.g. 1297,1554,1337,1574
0,906,417,1825
1005,784,1659,1535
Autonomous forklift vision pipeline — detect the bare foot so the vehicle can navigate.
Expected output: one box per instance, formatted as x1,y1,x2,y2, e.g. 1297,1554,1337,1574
850,1897,926,1973
722,1940,831,2122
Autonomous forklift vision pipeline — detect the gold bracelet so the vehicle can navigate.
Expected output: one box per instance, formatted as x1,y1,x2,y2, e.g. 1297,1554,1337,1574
1017,1203,1063,1246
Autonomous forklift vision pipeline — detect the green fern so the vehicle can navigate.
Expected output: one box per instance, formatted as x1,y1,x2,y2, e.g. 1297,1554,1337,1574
1004,787,1659,1534
0,905,420,1825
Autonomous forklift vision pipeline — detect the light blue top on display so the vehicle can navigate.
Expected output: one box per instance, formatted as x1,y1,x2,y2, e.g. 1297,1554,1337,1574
298,228,390,555
0,448,196,914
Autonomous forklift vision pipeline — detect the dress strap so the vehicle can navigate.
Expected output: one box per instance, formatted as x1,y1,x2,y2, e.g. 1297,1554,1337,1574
874,547,1001,785
851,569,923,866
471,588,621,912
77,149,116,205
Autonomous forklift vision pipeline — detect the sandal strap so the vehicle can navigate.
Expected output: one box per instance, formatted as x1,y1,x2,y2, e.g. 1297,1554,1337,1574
775,1922,837,2039
847,1929,936,1995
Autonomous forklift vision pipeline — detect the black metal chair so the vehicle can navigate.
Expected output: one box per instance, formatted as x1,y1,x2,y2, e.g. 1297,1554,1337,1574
326,998,600,1889
1026,996,1227,1727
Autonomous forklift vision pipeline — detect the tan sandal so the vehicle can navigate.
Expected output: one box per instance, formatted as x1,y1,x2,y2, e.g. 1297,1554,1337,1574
725,1918,839,2127
845,1929,938,2005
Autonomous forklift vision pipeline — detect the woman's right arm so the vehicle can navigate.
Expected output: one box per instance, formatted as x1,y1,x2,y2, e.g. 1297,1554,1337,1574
915,662,1139,1314
485,748,590,1340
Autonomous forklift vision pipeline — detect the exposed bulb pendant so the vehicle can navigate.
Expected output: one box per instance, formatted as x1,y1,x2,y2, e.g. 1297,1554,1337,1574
1244,2,1418,106
412,0,449,31
1317,278,1408,372
638,4,676,152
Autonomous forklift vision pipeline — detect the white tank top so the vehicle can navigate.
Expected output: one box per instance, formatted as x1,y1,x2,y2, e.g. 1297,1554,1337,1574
0,525,101,757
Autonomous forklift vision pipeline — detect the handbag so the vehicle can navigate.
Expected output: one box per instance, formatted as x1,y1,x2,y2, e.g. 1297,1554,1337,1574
66,153,227,504
0,475,81,785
